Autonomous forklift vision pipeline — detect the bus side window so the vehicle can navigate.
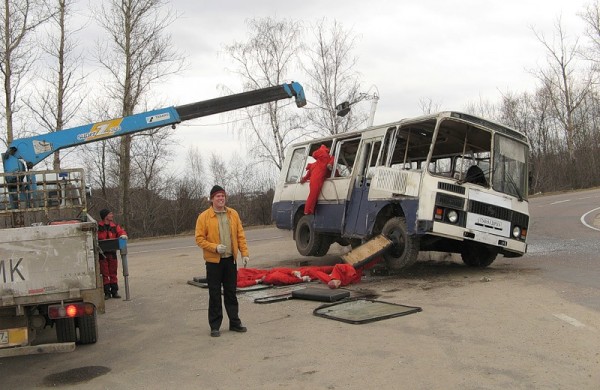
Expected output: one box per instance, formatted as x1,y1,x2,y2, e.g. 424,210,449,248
285,148,309,183
333,138,361,177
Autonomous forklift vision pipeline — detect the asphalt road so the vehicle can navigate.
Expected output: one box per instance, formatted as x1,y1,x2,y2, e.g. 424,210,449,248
0,190,599,389
519,187,600,310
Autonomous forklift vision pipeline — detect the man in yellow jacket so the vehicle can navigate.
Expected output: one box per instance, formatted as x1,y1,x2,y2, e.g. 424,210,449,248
195,185,250,337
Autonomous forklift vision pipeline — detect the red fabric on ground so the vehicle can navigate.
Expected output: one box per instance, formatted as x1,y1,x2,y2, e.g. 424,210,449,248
237,264,363,288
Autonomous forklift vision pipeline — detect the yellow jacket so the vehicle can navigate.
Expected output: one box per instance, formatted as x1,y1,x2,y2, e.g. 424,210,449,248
195,206,249,263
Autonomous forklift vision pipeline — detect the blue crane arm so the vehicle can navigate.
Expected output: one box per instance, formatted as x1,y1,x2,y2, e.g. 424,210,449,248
2,82,306,173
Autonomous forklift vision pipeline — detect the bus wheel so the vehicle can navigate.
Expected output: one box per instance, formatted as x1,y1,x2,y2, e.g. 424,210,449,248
461,243,497,267
315,236,332,256
381,217,419,270
295,215,325,256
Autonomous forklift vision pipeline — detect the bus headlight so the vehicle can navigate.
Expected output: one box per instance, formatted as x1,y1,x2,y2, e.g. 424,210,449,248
512,226,521,238
447,210,459,224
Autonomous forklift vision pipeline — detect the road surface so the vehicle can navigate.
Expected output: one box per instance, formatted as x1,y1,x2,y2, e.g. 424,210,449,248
0,190,599,389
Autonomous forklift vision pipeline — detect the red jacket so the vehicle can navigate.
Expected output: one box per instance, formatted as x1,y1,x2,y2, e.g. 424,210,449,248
98,221,127,241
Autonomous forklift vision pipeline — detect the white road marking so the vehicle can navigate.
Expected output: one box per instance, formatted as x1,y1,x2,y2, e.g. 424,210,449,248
580,207,600,232
549,199,571,205
553,313,586,328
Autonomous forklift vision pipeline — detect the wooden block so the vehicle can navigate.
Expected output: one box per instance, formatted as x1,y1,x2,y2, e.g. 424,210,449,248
342,234,392,268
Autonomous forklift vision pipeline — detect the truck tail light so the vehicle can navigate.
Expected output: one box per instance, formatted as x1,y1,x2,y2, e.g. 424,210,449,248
48,303,95,319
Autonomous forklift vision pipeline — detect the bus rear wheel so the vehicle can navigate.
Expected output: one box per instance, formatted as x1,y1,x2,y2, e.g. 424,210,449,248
295,215,328,256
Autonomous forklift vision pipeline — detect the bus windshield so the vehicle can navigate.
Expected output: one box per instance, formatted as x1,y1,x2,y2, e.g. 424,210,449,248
492,135,528,200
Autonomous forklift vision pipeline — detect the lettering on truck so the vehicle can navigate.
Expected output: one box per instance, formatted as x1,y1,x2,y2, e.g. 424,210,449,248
0,258,25,283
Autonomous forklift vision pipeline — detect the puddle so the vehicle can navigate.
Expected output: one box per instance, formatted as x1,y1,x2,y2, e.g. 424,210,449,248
43,366,110,387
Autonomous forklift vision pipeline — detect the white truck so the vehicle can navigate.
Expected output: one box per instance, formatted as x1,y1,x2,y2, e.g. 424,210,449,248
0,169,102,356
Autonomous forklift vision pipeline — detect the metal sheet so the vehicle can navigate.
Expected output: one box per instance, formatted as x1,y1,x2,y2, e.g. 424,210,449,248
313,298,422,324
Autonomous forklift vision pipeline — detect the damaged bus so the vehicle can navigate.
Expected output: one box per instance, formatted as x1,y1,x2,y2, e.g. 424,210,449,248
272,111,530,270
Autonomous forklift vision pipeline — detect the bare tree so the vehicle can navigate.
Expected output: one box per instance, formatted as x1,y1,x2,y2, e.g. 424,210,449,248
580,0,600,68
79,99,119,198
224,17,304,170
96,0,183,229
183,146,206,200
532,18,594,163
0,0,53,146
208,152,230,188
27,0,85,169
418,97,442,115
303,18,365,136
165,146,208,233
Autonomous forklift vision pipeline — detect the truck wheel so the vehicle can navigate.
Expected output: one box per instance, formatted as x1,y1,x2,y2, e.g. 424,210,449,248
381,217,419,270
56,318,77,343
461,243,497,267
77,311,98,344
295,215,324,256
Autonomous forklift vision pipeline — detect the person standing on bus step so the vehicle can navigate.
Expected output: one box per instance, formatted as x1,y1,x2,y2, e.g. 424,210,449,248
97,209,128,300
195,185,250,338
300,144,334,215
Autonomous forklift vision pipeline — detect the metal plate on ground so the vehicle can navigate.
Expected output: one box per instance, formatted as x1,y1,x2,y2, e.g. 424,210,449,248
313,298,422,324
291,287,350,302
251,284,315,304
253,287,350,304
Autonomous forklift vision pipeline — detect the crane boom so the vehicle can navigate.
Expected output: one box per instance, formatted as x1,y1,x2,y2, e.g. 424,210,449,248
2,82,306,173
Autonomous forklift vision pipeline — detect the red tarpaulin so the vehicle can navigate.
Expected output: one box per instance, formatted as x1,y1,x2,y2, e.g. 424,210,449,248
237,261,379,289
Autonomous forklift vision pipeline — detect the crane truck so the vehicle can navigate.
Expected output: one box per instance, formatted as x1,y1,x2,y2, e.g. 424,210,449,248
0,82,306,357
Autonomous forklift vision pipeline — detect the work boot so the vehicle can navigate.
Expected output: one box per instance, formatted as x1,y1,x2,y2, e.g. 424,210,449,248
104,285,111,300
110,283,121,299
229,324,247,333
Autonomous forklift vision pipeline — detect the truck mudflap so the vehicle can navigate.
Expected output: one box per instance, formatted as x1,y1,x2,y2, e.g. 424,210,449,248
0,342,75,358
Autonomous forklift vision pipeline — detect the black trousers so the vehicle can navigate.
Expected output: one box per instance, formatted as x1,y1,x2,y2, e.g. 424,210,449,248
206,256,241,331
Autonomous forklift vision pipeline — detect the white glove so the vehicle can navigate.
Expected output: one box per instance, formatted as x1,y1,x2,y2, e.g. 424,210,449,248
120,235,128,239
242,256,249,267
216,244,226,254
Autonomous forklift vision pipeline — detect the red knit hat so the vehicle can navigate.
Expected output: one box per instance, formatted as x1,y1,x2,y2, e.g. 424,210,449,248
210,185,226,199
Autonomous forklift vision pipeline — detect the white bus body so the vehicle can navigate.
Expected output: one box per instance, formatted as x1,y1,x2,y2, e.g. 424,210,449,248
272,112,530,270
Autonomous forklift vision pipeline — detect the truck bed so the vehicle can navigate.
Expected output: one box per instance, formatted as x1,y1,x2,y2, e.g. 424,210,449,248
0,221,99,306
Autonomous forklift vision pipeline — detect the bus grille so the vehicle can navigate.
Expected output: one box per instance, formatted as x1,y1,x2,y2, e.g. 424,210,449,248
438,182,465,195
468,200,529,226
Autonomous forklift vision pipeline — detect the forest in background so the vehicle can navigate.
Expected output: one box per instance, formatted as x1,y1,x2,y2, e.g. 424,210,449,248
1,1,600,237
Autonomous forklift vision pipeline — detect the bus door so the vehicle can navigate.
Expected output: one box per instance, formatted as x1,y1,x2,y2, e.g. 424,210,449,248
343,138,384,236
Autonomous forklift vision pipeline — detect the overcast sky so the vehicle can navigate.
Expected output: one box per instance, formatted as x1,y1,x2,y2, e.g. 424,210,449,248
88,0,594,172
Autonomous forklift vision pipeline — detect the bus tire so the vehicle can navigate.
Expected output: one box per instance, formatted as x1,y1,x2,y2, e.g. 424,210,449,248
295,215,324,256
461,243,497,267
381,217,419,270
315,236,332,256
